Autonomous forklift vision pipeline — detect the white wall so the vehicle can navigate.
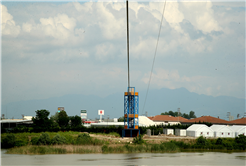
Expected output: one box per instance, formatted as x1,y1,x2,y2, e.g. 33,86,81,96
175,129,186,136
187,124,214,138
163,129,174,135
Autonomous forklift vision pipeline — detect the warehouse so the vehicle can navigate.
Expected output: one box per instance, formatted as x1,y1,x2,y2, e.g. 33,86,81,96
210,125,234,138
186,124,214,138
230,125,246,137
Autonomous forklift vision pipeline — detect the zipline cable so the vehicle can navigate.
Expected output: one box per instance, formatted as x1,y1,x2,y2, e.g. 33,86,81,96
126,0,130,90
142,1,167,116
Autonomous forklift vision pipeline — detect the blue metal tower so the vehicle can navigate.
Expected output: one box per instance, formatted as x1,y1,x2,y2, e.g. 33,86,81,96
122,87,140,137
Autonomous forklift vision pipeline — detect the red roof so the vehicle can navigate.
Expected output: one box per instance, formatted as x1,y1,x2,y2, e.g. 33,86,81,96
182,116,229,124
148,115,188,122
228,117,246,125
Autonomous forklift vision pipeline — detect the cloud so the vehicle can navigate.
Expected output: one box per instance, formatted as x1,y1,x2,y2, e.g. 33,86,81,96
1,4,21,36
180,2,222,34
1,1,245,105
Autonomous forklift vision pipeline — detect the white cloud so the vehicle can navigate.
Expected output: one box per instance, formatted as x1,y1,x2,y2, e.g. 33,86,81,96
1,1,245,105
1,4,20,36
39,13,76,39
181,1,222,34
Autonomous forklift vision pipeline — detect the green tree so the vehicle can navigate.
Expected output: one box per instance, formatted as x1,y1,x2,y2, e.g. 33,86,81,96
235,134,246,150
182,113,189,119
1,134,16,148
189,111,196,119
118,116,124,122
50,112,59,122
32,109,52,132
70,115,82,127
58,110,69,128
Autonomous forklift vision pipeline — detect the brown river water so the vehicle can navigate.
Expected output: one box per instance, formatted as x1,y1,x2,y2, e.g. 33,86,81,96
1,149,245,166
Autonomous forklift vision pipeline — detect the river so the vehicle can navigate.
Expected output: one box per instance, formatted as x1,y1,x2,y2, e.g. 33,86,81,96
1,149,245,166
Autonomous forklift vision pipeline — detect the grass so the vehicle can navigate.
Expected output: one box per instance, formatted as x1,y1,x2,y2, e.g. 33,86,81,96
6,146,67,154
91,132,121,137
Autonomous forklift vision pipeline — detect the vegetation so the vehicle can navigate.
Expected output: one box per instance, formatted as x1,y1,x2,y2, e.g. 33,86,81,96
1,109,245,154
2,131,246,154
132,135,145,144
57,110,69,129
32,109,53,132
161,110,196,119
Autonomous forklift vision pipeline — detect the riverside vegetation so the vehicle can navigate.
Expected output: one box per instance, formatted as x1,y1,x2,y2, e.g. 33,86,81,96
1,131,246,154
1,109,245,154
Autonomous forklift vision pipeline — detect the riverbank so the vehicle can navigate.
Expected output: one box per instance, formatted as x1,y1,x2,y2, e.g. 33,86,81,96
5,142,180,154
1,132,246,154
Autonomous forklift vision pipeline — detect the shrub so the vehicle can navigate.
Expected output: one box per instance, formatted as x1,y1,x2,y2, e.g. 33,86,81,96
102,145,109,153
222,139,233,150
216,138,223,145
196,136,210,146
1,134,16,148
76,133,92,145
133,135,145,144
170,140,191,149
15,139,28,147
235,134,246,150
31,137,39,145
51,134,67,145
38,133,50,145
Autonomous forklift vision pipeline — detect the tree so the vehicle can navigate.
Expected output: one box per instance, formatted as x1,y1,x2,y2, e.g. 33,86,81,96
70,115,82,127
118,116,124,122
32,109,52,132
57,110,69,128
189,111,196,119
182,113,189,119
50,112,59,122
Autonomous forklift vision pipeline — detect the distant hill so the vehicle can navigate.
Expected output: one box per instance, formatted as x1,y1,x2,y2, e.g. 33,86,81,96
1,87,245,120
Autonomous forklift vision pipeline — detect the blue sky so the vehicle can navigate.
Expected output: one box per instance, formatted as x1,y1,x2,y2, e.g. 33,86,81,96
1,0,245,109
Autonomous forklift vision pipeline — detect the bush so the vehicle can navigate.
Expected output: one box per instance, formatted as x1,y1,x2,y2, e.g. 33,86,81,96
38,133,50,145
51,134,67,145
216,138,223,145
31,137,39,145
76,133,92,145
133,135,145,144
15,139,28,147
196,136,210,146
235,134,246,150
1,134,16,148
170,140,191,149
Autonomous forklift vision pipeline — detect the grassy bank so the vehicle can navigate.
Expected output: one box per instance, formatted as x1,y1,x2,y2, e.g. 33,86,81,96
2,132,246,154
5,142,180,154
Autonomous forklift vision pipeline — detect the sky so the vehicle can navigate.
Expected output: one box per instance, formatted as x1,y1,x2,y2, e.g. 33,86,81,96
1,0,245,111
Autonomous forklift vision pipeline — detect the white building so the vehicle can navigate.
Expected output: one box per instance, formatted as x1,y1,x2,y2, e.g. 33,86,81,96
139,116,155,127
186,124,214,138
163,128,174,135
229,125,246,137
210,125,234,138
91,122,124,128
175,129,186,136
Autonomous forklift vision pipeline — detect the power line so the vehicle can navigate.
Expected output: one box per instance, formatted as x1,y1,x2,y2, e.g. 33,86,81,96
142,1,167,115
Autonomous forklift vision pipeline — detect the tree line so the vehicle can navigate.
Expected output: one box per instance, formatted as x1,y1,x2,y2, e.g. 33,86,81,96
31,109,83,132
161,110,197,119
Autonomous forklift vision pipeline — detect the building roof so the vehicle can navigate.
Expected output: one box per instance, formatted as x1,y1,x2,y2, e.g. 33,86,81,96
230,125,246,132
210,125,233,132
182,116,229,124
228,117,246,125
187,124,211,131
148,115,188,122
0,119,33,123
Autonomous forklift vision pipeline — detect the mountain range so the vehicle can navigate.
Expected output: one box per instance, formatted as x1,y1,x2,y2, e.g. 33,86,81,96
1,87,245,120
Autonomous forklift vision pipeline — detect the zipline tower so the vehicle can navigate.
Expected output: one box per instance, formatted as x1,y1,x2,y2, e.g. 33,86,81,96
122,0,140,137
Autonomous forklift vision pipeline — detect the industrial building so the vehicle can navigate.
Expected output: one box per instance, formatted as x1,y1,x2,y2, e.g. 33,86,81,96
186,124,214,138
210,125,234,138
